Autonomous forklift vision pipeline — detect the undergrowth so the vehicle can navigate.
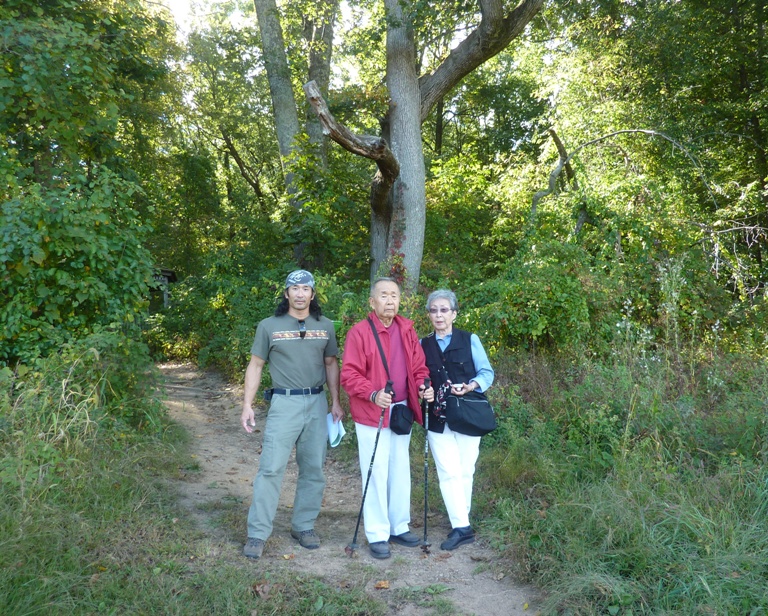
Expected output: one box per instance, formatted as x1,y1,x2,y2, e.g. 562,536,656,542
0,335,385,615
6,298,768,614
474,344,768,615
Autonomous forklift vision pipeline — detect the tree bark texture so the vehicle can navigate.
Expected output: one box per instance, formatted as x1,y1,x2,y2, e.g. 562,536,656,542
252,0,300,171
382,0,427,289
304,0,338,168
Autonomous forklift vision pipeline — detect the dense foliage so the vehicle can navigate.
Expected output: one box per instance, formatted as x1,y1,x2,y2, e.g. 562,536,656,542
475,342,768,614
0,0,181,365
1,172,154,363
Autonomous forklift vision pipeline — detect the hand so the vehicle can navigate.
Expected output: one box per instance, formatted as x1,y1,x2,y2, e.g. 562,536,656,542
330,402,344,422
241,405,256,433
451,382,471,397
419,385,434,403
374,389,393,408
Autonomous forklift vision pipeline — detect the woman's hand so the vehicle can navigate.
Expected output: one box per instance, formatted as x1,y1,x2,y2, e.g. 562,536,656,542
450,381,478,397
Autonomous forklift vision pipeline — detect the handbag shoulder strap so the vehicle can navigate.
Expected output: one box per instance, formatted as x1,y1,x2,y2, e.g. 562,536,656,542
367,317,390,379
424,334,450,382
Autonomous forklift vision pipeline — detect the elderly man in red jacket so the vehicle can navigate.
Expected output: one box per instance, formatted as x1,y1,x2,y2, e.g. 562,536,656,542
341,277,434,559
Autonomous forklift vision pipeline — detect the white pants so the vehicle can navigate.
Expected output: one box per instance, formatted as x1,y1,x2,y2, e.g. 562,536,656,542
427,424,481,529
355,405,412,543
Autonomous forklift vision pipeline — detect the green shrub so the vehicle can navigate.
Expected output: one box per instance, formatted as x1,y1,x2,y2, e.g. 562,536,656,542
145,261,366,378
0,171,154,366
477,338,768,614
461,241,619,353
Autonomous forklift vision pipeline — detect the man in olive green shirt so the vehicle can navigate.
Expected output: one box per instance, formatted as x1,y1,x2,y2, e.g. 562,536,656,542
240,270,343,559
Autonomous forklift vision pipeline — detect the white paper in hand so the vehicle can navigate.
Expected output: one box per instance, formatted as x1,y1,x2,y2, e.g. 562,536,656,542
326,413,346,447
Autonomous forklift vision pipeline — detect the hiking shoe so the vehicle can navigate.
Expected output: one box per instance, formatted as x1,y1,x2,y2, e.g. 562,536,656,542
369,541,391,559
440,526,475,551
389,530,421,547
291,528,320,549
243,537,265,559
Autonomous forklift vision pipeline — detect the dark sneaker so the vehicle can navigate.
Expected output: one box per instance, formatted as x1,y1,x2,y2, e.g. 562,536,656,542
440,526,475,551
291,529,320,549
389,531,421,547
243,537,265,559
369,541,391,559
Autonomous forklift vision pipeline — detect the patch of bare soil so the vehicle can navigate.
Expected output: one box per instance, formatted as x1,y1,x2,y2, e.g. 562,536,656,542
159,362,541,615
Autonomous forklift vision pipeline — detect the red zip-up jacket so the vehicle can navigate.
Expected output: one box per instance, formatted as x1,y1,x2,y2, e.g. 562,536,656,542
341,312,429,428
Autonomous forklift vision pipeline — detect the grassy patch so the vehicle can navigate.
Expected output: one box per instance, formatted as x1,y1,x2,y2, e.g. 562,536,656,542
476,348,768,614
393,584,455,614
0,348,387,616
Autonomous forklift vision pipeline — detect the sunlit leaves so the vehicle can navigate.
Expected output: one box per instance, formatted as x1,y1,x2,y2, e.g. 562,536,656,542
0,0,179,180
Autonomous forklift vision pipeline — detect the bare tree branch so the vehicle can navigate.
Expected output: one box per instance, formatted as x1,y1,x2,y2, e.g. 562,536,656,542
550,129,578,190
418,0,546,122
532,129,719,219
219,127,264,198
303,80,400,215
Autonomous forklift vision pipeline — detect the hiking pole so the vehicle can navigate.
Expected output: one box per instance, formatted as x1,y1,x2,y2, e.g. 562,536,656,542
421,378,432,554
346,380,394,557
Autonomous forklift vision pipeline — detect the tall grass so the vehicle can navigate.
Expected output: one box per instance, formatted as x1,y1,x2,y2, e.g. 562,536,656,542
0,334,385,615
476,341,768,614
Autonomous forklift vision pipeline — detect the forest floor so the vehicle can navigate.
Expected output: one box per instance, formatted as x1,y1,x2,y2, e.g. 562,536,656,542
159,362,542,615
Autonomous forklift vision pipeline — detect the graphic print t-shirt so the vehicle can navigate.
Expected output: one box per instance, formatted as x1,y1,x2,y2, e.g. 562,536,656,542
250,314,338,390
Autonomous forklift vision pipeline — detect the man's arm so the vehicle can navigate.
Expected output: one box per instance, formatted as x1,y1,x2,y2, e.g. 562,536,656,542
324,355,344,422
241,354,266,433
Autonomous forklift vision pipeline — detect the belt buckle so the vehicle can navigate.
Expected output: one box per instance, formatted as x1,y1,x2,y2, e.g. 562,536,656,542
302,387,312,395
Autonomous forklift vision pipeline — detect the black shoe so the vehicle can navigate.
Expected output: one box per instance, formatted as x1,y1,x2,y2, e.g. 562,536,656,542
440,526,475,551
369,541,391,559
389,530,421,547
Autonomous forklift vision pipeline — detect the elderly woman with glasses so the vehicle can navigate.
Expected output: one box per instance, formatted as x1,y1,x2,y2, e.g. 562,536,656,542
420,289,495,551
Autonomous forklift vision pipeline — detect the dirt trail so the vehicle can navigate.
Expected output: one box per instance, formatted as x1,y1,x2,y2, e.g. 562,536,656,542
160,362,541,615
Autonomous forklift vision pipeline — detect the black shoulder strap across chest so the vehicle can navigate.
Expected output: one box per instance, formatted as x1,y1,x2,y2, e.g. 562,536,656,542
367,317,390,379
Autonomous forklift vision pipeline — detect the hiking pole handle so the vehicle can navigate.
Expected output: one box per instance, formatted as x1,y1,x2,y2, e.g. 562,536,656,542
384,380,394,396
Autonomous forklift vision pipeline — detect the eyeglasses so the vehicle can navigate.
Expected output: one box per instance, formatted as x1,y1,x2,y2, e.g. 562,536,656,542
428,307,454,315
298,320,306,339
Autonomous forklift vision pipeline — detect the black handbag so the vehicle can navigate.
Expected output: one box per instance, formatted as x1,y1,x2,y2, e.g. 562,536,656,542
390,403,414,435
367,318,414,435
429,338,496,437
445,392,497,437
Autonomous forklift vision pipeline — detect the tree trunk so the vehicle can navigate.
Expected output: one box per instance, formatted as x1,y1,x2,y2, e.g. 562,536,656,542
304,0,337,168
252,0,300,184
383,0,426,291
303,0,545,286
254,0,337,266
